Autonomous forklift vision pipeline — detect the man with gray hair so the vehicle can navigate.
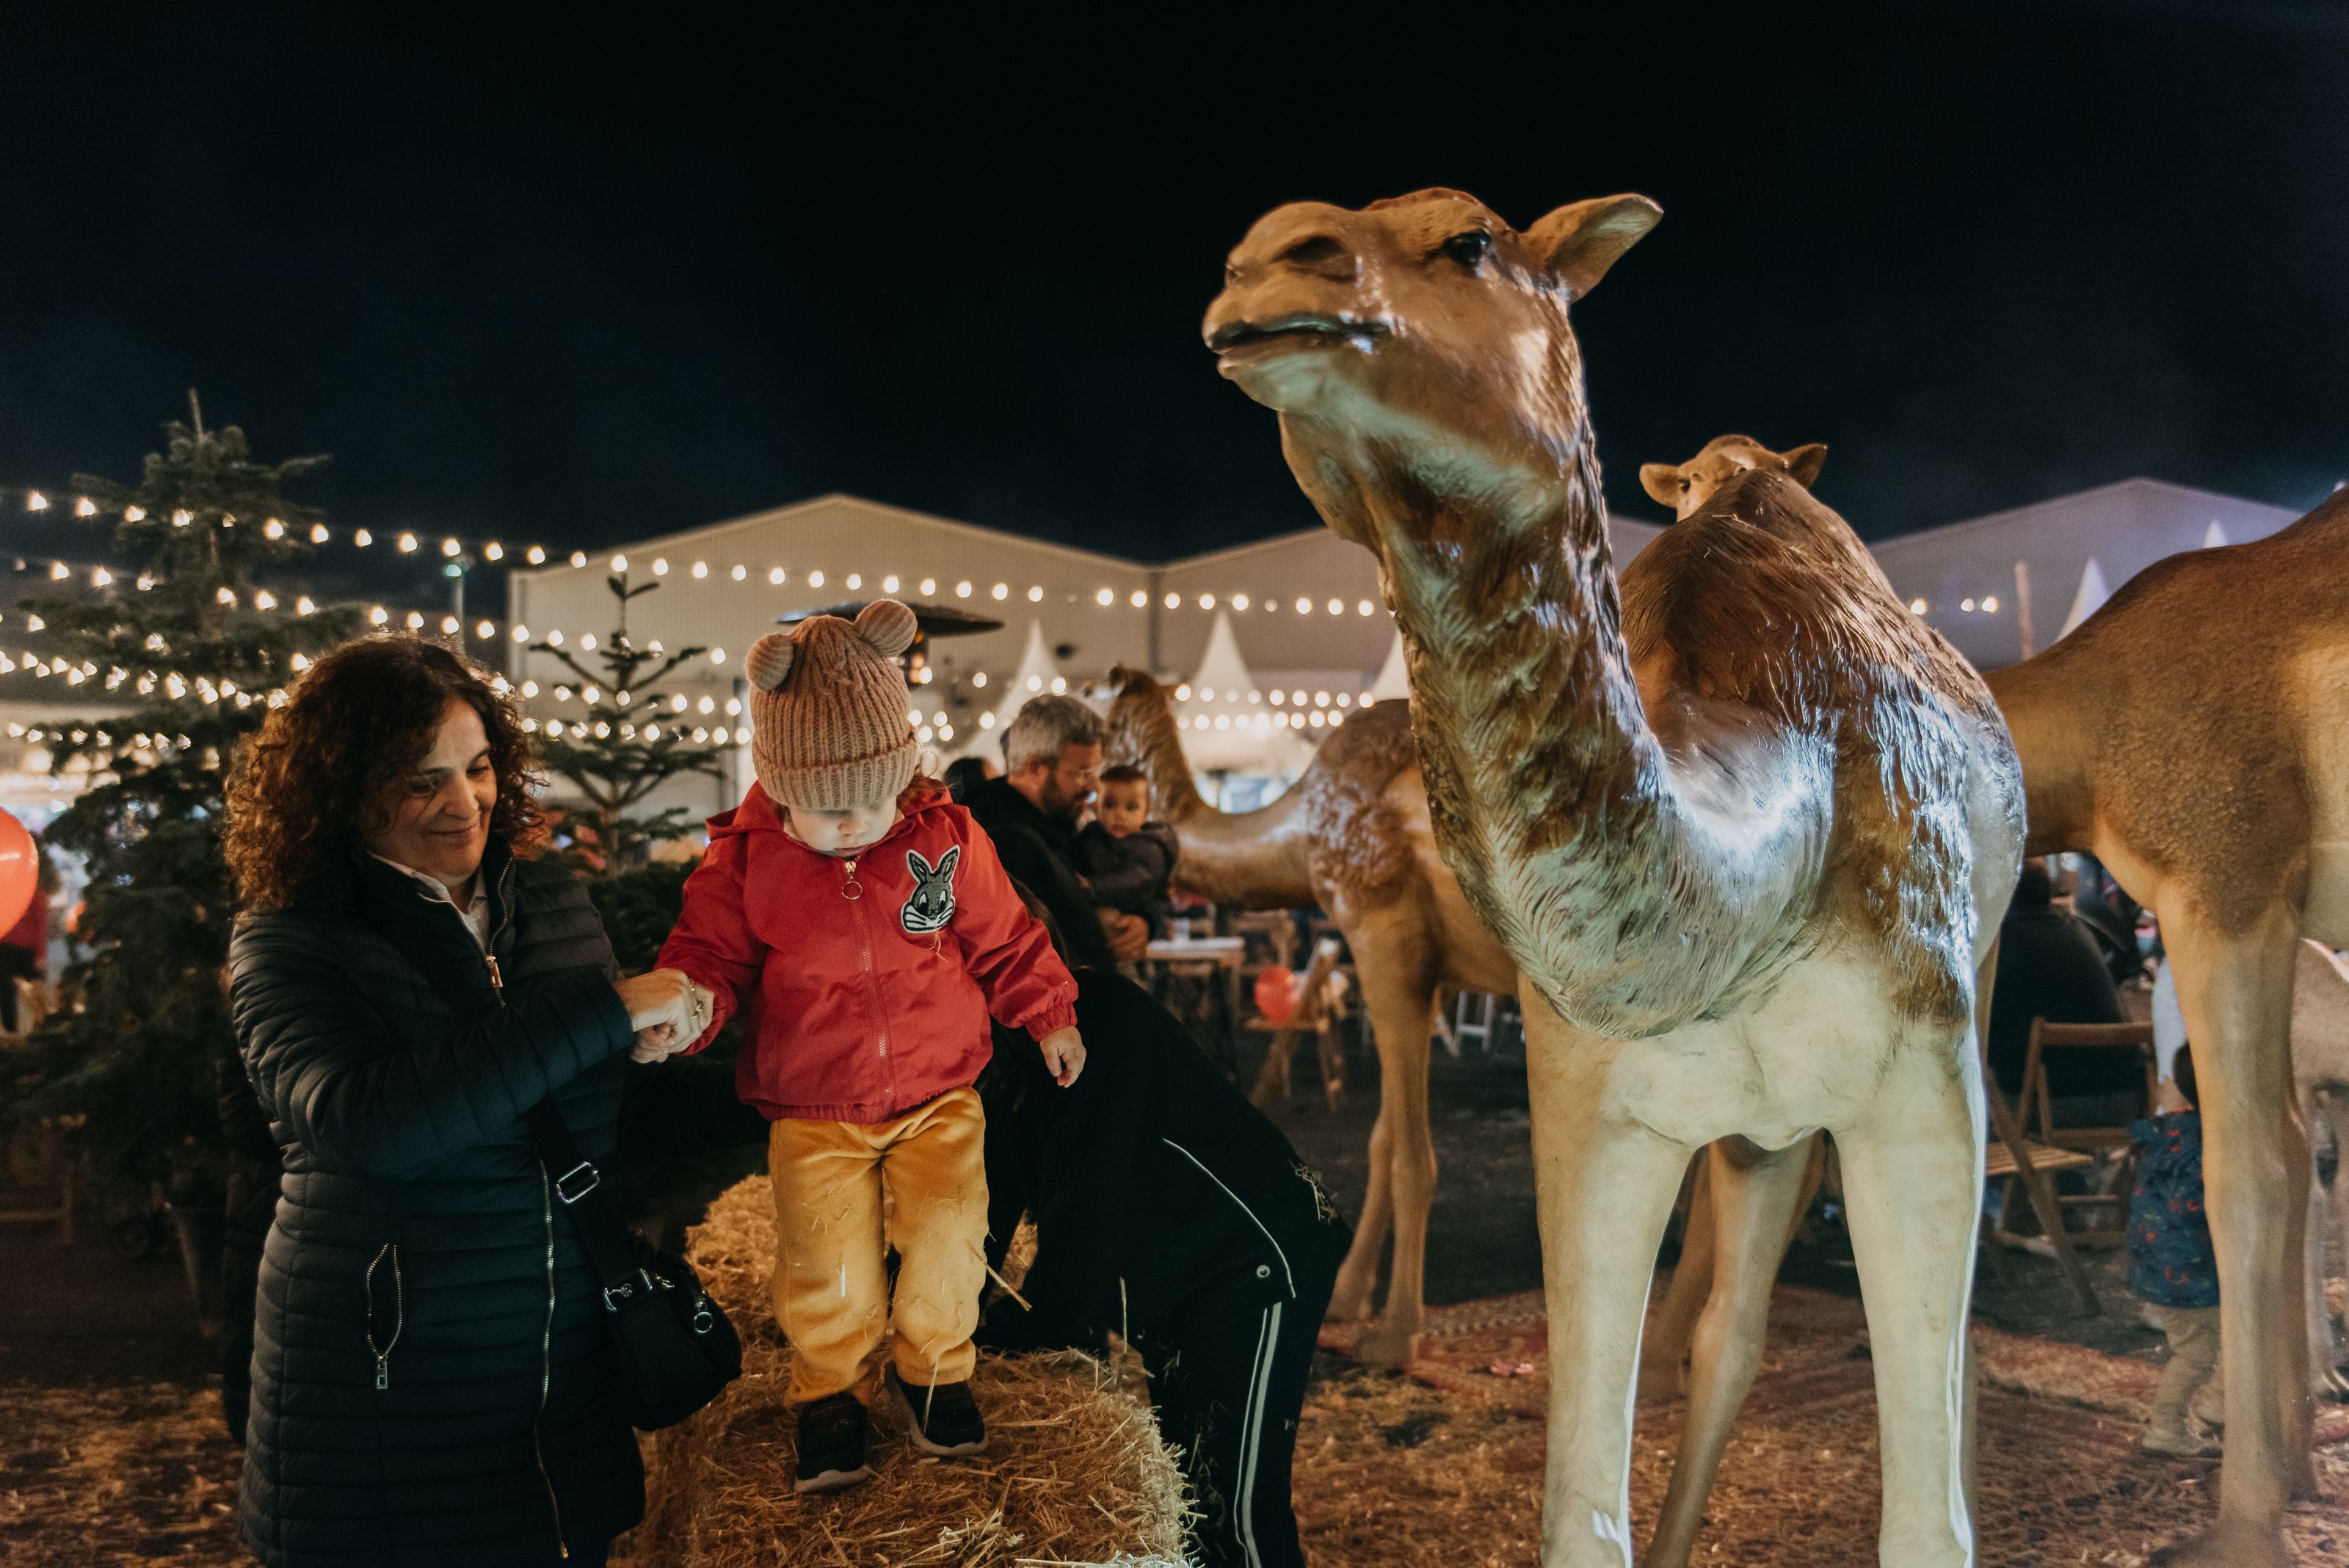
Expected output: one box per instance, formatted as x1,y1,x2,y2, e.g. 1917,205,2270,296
965,694,1147,971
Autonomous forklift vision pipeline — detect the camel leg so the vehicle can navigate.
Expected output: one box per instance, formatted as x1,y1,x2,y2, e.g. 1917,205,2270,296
1645,1136,1815,1568
1838,1044,1983,1568
1638,1152,1715,1404
2148,907,2306,1568
2307,1092,2339,1393
1641,1133,1829,1403
1328,1106,1393,1324
1353,960,1439,1365
1518,998,1693,1568
2314,1089,2349,1389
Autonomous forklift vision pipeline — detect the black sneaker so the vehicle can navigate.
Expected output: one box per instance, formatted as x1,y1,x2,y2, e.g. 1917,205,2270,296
884,1365,988,1456
794,1393,873,1494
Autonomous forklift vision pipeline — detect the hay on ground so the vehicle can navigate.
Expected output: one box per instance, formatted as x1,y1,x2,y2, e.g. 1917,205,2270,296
625,1175,1189,1568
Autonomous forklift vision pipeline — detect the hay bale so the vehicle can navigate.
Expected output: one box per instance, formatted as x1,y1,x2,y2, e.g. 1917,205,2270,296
628,1175,1191,1567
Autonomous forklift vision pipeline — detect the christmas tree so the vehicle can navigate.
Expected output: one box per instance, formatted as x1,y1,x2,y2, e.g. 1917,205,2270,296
530,573,725,879
1,396,360,1205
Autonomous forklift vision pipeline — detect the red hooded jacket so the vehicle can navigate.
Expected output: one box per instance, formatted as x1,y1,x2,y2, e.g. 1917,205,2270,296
659,785,1078,1123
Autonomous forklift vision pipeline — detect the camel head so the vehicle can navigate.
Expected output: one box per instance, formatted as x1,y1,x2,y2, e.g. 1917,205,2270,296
1202,187,1660,548
1639,435,1827,521
1101,664,1177,774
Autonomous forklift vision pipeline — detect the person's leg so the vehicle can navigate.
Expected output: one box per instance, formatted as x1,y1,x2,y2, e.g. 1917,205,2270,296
767,1117,889,1406
1142,1287,1324,1568
2147,1306,2221,1449
882,1087,990,1390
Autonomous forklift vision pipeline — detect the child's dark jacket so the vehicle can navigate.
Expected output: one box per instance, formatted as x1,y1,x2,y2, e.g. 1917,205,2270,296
1078,821,1179,922
2127,1109,2218,1309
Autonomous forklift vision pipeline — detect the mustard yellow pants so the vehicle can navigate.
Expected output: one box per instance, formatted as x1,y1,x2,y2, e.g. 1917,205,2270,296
767,1086,987,1407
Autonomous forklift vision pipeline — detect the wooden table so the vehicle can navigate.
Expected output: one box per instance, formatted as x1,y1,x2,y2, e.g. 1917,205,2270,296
1141,937,1246,1079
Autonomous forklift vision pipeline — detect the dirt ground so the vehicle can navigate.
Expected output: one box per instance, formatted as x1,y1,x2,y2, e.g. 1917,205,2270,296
0,1027,2332,1563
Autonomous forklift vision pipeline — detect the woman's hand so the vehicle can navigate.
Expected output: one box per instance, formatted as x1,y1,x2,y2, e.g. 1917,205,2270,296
1038,1026,1085,1088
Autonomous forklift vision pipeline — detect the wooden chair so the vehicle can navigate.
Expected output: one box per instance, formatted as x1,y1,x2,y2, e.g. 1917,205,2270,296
2005,1018,2157,1247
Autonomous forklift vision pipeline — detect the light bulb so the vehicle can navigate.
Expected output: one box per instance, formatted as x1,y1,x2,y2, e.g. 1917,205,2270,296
528,546,548,564
311,523,330,543
1163,592,1180,609
442,537,461,557
485,542,504,562
769,567,785,584
399,533,418,552
1129,589,1147,608
355,529,374,547
808,570,825,587
1095,588,1114,606
691,560,708,578
1232,593,1250,611
1199,593,1216,609
652,557,669,576
611,554,629,573
992,583,1009,600
882,575,901,592
732,564,747,581
846,573,862,589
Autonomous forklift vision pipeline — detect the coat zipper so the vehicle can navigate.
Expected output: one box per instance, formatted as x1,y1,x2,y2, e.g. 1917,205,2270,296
365,1243,404,1390
534,1166,570,1559
481,918,565,1559
841,857,896,1103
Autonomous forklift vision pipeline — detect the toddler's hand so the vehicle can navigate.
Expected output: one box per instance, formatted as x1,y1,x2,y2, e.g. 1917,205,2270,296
631,1022,684,1064
1038,1026,1085,1088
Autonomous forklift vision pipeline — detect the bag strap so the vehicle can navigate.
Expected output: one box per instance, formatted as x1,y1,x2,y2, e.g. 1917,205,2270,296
352,889,653,1309
522,1101,656,1307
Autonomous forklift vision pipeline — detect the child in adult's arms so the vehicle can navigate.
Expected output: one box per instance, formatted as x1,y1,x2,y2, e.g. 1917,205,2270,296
648,600,1083,1494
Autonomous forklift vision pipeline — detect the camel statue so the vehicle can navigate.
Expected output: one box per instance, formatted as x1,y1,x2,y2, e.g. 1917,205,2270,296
1981,497,2349,1565
1100,666,1515,1364
1205,188,2024,1568
1640,434,1826,520
1644,437,2349,1564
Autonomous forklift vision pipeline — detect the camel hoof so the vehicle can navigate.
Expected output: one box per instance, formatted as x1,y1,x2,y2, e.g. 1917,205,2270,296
2145,1519,2291,1567
1352,1321,1422,1367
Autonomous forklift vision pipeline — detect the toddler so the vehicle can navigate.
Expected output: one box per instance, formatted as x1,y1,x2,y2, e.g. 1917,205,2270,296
656,600,1083,1494
1078,764,1180,936
2128,1042,2221,1456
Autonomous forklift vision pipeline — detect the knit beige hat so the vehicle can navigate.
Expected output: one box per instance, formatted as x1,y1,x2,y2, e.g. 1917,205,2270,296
744,600,921,811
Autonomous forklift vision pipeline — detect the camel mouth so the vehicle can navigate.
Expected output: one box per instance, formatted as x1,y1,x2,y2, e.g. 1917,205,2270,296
1208,312,1387,363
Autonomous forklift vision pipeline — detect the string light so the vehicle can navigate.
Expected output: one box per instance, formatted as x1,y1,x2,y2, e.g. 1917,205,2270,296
484,542,504,561
311,523,330,544
355,529,373,547
398,533,418,553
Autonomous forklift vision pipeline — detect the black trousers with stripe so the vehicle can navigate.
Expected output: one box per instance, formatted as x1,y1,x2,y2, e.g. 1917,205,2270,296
1129,1271,1331,1568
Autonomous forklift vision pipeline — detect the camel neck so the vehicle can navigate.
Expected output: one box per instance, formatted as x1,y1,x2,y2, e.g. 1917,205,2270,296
1983,655,2096,857
1359,442,1702,1026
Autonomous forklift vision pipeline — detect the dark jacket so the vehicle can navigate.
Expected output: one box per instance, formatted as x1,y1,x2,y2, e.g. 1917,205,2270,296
1986,906,2132,1100
978,971,1351,1349
1077,821,1179,929
228,846,762,1567
2127,1109,2218,1309
965,777,1119,973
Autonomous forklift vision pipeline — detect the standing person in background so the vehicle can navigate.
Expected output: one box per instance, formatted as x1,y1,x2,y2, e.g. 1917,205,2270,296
965,695,1146,972
2131,1044,2222,1456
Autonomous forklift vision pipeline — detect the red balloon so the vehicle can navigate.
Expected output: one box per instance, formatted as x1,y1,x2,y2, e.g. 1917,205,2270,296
0,810,35,934
1253,965,1297,1026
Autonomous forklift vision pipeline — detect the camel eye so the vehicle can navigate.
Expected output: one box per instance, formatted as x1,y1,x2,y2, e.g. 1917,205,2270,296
1441,231,1492,269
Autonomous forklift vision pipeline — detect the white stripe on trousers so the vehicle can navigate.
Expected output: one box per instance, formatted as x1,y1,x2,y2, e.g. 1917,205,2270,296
1232,1301,1282,1568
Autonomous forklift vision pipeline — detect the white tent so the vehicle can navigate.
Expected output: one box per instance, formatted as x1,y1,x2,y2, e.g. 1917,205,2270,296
954,619,1064,760
1369,631,1411,703
1177,611,1315,776
2058,556,2110,639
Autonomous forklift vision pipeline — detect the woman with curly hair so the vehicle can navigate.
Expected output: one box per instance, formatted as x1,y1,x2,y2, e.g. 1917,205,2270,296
222,635,760,1568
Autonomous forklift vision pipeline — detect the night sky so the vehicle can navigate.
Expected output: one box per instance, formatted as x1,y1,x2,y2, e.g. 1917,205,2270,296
2,4,2343,602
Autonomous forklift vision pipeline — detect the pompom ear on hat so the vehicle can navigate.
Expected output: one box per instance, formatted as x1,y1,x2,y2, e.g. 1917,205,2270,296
855,599,918,658
746,631,795,693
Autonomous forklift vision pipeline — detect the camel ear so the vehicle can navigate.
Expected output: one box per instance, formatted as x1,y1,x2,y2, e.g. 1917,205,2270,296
855,599,918,659
1525,194,1661,299
1781,443,1828,490
1639,462,1684,507
746,632,794,693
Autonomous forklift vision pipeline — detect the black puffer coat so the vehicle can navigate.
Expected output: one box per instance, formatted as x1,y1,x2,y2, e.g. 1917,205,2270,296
229,846,758,1567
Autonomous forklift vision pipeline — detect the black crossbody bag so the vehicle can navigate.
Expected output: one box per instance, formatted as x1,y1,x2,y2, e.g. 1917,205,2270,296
361,897,741,1430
